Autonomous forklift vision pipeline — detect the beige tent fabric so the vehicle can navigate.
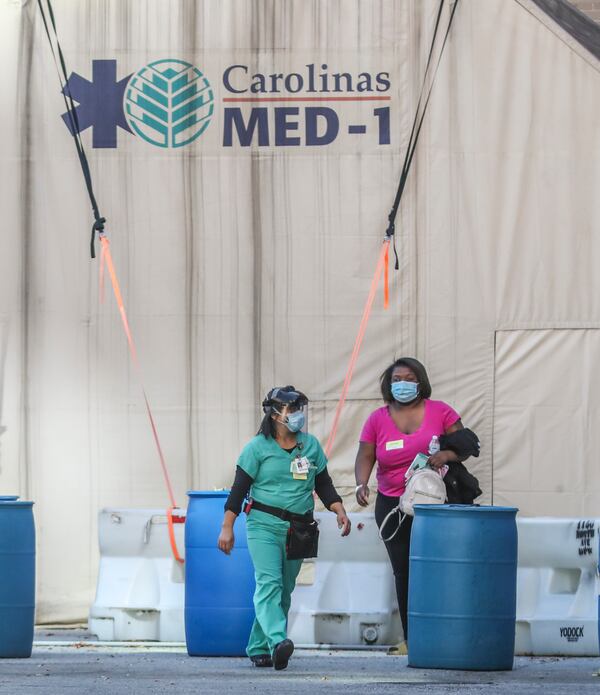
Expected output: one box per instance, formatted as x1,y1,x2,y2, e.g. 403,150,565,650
1,0,599,621
0,0,27,500
415,0,600,514
3,0,416,622
494,329,600,516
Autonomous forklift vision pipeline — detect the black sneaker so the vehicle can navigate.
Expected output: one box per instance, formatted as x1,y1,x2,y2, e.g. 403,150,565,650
250,654,273,667
272,639,294,670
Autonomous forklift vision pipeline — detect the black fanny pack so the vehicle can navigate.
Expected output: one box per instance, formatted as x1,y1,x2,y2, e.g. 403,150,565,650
244,499,319,560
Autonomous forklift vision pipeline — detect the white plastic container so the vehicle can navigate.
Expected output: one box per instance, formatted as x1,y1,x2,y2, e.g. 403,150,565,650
89,508,186,642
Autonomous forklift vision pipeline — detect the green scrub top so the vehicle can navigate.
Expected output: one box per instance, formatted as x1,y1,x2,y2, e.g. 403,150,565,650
237,433,328,526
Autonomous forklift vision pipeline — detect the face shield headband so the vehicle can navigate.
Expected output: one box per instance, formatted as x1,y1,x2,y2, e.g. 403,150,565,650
263,387,309,433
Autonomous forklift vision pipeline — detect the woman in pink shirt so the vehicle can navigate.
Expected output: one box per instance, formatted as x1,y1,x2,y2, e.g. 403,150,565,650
354,357,463,649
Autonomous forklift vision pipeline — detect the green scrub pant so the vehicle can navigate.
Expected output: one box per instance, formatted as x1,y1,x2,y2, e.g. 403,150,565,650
245,516,303,657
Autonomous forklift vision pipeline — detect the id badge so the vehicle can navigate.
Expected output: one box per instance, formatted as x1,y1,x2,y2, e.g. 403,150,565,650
385,439,404,451
291,456,310,480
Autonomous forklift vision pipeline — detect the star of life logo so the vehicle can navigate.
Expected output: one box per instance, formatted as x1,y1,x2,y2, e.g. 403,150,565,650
62,59,214,148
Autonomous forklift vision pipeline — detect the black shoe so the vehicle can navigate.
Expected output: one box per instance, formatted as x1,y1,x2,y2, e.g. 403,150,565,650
273,639,294,670
250,654,273,667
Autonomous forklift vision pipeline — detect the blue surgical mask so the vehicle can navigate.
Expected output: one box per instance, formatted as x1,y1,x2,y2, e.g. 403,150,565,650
284,411,305,433
391,381,419,404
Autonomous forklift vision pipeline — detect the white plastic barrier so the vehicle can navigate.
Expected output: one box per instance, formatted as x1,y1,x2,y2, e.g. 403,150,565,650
516,517,600,656
88,509,599,652
287,512,402,646
89,508,401,646
89,508,186,642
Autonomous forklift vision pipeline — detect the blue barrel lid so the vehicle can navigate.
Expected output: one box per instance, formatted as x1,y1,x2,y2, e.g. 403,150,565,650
0,500,34,508
0,495,19,501
187,490,230,499
414,504,518,513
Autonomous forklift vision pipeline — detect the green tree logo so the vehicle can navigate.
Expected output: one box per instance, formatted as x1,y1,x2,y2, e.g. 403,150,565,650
125,59,214,148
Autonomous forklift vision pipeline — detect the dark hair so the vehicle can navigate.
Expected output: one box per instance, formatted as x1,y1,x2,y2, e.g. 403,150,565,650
257,412,277,439
380,357,432,404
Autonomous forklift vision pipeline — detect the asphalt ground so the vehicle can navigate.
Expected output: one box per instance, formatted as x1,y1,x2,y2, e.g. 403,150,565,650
0,629,597,695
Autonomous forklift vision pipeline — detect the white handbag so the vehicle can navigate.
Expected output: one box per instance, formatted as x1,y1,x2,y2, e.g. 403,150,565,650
379,468,447,541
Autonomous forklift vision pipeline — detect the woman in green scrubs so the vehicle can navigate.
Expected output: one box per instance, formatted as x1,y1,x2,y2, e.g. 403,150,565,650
218,386,351,670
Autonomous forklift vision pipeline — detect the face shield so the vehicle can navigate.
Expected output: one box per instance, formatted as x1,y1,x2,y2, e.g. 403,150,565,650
264,387,309,433
273,402,308,433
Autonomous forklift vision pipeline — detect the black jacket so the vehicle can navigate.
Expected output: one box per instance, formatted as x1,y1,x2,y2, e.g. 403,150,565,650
439,429,482,504
443,461,482,504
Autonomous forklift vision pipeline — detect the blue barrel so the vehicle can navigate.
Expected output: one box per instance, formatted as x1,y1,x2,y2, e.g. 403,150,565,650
0,500,35,658
0,497,19,502
185,491,255,656
408,504,518,671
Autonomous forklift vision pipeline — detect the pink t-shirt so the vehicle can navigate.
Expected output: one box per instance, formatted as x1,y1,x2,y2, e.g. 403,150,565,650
359,399,460,497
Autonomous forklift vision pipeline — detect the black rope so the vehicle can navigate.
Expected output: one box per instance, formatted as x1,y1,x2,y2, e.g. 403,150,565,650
37,0,106,258
385,0,461,269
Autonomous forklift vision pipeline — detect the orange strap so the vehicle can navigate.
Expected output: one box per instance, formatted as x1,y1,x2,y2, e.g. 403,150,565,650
99,235,182,561
99,236,139,365
167,507,185,564
325,239,390,458
99,239,106,304
384,241,390,310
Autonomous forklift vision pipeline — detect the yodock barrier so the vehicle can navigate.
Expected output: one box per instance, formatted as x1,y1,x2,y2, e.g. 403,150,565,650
288,512,402,646
89,508,186,641
90,508,400,646
88,511,599,652
516,517,600,656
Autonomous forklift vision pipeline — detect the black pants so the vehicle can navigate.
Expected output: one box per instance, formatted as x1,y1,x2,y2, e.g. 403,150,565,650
375,491,413,641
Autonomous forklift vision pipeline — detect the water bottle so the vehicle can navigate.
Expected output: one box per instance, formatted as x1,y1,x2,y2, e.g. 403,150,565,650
428,435,440,456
